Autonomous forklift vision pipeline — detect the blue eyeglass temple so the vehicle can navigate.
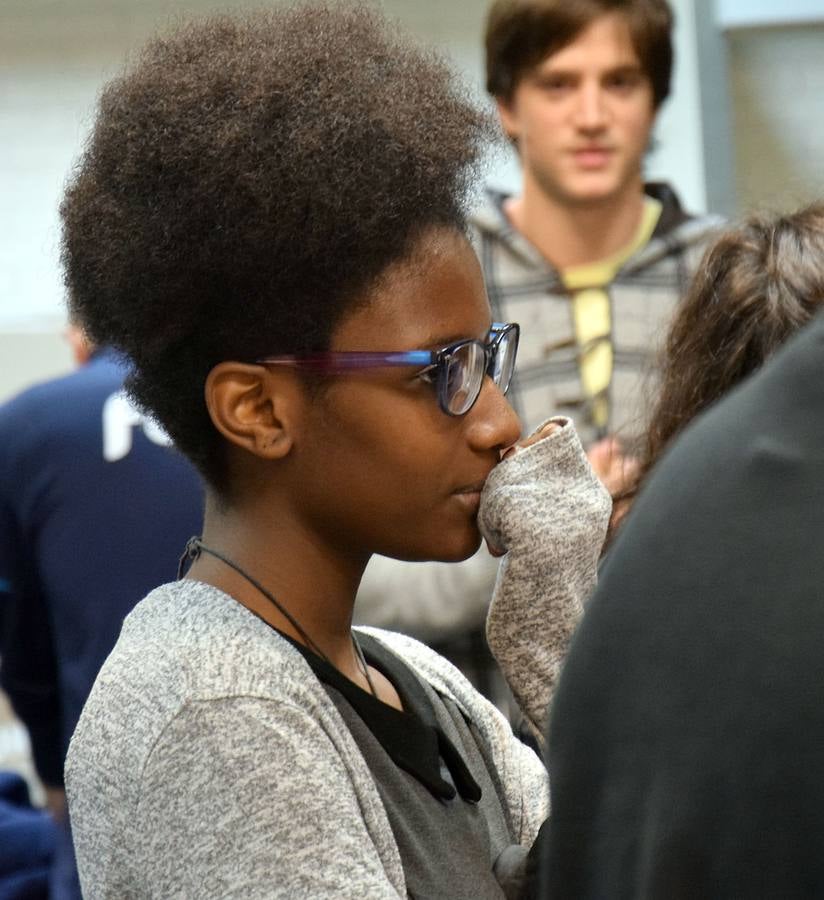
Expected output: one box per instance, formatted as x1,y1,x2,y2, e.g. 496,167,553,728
256,323,519,372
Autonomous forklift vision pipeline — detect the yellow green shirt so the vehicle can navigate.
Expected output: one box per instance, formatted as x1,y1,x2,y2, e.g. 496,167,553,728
562,198,662,429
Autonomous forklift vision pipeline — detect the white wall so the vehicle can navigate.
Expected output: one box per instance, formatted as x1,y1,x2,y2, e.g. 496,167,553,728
2,70,100,327
728,24,824,214
647,0,708,213
716,0,824,28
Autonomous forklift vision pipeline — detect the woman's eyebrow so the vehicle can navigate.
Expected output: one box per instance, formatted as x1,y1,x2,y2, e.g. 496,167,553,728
417,324,492,350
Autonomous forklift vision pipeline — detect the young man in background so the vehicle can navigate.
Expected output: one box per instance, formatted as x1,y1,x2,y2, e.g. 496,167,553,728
475,0,722,475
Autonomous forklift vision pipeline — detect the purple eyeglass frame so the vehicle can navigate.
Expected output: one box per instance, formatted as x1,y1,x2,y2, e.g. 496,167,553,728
256,322,520,416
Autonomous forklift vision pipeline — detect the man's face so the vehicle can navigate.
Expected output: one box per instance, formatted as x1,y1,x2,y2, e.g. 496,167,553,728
497,12,657,209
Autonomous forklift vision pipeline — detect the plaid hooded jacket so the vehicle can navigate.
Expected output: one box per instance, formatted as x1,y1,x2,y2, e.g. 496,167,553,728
470,182,724,448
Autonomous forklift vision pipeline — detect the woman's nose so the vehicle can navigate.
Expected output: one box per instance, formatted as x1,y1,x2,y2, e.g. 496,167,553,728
467,375,522,453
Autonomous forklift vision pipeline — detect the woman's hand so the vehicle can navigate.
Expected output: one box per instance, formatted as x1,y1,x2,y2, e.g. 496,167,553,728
478,417,612,733
500,420,561,462
485,420,565,556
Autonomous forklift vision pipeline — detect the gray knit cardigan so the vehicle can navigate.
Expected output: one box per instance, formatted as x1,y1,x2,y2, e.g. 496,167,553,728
66,419,610,897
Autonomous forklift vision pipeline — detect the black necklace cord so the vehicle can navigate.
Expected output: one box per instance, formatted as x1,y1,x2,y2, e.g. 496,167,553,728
353,634,378,698
176,536,377,698
176,535,203,580
178,537,328,660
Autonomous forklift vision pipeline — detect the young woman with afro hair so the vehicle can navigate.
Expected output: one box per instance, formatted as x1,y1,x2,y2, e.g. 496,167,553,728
61,4,610,896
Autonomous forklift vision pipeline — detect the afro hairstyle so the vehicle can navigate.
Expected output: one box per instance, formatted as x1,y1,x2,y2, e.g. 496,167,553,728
61,2,496,490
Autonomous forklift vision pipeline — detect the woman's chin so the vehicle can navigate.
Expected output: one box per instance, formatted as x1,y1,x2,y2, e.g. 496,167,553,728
379,527,482,565
426,528,483,564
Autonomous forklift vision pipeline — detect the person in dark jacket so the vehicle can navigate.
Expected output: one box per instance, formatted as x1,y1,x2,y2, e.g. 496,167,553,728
540,307,824,897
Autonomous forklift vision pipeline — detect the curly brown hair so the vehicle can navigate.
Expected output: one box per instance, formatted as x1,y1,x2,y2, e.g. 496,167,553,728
621,202,824,506
60,3,496,490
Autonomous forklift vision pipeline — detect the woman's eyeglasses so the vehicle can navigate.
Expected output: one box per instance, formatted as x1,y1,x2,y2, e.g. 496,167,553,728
257,322,520,416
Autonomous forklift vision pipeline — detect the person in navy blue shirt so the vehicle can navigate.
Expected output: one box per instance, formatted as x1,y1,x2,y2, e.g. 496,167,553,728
0,771,56,900
0,326,203,899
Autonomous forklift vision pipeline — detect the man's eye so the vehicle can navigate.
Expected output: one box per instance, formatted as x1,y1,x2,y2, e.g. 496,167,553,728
539,76,574,93
605,72,642,91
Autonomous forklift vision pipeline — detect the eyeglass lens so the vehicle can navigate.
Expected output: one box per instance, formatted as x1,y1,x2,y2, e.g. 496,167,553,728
444,330,516,416
445,342,485,415
492,328,517,394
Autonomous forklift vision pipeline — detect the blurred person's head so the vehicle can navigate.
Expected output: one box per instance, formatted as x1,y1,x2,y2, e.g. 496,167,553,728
60,3,520,562
625,202,824,503
64,321,94,367
484,0,673,208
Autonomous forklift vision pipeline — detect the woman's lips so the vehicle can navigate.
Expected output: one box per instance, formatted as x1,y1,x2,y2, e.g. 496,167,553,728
453,480,487,514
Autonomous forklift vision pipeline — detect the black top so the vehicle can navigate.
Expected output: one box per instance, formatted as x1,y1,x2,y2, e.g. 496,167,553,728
539,311,824,898
286,629,527,899
289,631,480,802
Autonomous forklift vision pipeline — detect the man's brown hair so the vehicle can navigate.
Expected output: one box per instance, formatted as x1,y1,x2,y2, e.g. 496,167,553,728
485,0,674,107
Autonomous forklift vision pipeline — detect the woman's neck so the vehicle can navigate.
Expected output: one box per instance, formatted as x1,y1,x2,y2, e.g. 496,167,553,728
187,501,368,676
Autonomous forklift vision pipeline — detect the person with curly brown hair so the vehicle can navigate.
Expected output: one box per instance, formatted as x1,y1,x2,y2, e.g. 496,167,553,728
609,202,824,530
60,5,610,897
477,0,722,455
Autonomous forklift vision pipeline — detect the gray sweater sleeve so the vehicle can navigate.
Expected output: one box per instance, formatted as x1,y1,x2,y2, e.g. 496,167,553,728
479,418,611,738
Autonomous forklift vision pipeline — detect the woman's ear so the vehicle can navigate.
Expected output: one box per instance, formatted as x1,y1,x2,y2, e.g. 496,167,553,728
205,362,302,460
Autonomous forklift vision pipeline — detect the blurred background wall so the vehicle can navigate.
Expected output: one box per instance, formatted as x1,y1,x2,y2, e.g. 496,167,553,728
1,0,823,403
